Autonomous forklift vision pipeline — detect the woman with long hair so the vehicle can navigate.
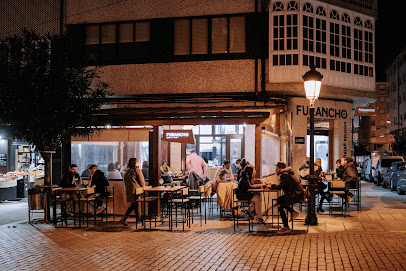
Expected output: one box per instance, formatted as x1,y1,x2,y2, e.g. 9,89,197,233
119,158,145,226
235,164,264,224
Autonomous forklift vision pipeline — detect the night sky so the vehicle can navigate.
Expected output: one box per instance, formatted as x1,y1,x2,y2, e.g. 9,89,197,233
375,1,406,82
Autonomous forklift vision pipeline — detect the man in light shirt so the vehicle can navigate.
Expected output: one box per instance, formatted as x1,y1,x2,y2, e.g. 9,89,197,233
186,150,209,189
215,159,234,182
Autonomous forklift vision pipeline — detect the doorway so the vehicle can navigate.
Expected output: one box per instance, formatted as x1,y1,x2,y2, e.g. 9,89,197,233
307,133,329,171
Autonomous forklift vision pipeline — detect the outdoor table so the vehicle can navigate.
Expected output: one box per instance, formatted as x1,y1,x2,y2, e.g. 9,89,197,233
142,185,186,230
247,187,281,232
52,187,90,228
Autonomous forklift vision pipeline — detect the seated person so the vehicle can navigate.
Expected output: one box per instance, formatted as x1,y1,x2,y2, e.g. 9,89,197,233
59,164,81,214
81,164,91,177
89,164,110,214
160,160,173,183
107,162,122,179
214,159,235,182
211,168,229,192
231,159,242,177
235,165,264,224
315,158,332,213
141,161,149,180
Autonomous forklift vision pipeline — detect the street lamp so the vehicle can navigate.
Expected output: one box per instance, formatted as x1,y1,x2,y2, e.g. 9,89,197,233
303,65,323,226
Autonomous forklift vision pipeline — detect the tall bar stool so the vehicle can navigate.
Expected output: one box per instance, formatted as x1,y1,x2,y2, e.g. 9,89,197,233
188,184,207,226
168,187,190,231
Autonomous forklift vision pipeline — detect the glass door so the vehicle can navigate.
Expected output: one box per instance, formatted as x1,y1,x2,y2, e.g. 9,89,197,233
198,136,226,167
306,135,329,171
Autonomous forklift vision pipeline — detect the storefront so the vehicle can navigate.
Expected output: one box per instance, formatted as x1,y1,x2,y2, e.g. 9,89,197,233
289,97,353,172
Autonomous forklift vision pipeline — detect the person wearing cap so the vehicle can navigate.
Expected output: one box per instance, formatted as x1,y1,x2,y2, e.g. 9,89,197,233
160,160,173,183
235,165,264,224
214,159,234,182
270,161,305,234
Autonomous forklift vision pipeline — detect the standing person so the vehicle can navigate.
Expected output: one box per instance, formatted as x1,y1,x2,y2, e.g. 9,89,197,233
160,160,173,183
231,159,242,176
214,159,234,182
119,158,145,226
107,163,122,179
271,161,305,234
89,164,110,214
186,150,209,189
340,157,358,204
60,164,81,188
235,165,264,224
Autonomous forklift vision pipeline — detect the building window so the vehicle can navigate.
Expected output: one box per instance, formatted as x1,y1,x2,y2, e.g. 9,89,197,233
85,25,100,45
303,3,313,13
287,1,298,11
330,60,351,73
273,15,285,51
342,13,350,23
286,14,298,50
273,2,284,11
371,120,375,126
303,15,314,52
365,31,373,63
330,10,339,20
330,22,339,57
354,17,363,27
135,22,150,42
119,23,133,43
316,6,326,17
342,25,351,59
273,54,298,66
192,19,209,54
365,20,373,29
174,16,245,55
303,54,326,69
354,28,363,61
315,18,326,54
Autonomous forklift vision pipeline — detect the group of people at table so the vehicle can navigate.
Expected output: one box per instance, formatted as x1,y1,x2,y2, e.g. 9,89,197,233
57,149,358,234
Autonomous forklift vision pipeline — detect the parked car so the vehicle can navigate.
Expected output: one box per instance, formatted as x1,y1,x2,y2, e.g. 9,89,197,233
374,156,404,186
396,165,406,195
383,161,406,189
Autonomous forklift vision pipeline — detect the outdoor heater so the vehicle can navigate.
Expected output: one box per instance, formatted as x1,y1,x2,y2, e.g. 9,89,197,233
303,65,323,226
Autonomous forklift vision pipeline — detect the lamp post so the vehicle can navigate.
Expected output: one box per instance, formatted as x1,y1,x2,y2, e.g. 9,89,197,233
303,65,323,226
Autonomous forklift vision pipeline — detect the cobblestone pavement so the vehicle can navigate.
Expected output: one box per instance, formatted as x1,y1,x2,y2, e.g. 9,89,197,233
1,182,406,271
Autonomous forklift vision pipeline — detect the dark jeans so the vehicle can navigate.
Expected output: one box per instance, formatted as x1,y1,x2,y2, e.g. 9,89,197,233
125,202,139,216
318,182,331,207
277,195,295,227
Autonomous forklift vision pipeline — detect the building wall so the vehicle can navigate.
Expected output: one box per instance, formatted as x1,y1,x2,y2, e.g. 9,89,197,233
386,47,406,134
290,97,352,172
66,0,256,24
100,60,256,95
0,0,63,38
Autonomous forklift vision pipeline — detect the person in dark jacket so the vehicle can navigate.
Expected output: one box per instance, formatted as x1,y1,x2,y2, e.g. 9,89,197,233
235,164,264,224
60,164,81,188
81,164,91,177
336,159,344,179
271,161,305,234
340,157,358,204
89,164,110,214
315,158,333,213
60,164,81,214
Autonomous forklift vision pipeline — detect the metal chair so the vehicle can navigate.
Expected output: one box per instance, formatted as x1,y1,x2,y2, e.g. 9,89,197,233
188,184,207,226
168,187,190,231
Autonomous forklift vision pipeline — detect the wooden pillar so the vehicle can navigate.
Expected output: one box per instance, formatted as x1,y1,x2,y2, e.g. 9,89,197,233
255,124,262,178
149,126,161,187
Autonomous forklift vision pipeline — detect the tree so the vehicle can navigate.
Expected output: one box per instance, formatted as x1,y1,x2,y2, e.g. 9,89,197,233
392,131,406,157
0,30,110,217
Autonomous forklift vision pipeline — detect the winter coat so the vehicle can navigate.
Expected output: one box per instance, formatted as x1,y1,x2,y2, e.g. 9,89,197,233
272,167,305,205
123,167,145,203
341,162,358,189
90,170,109,194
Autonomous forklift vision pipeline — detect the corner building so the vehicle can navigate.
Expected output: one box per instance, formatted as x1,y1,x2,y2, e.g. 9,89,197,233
66,0,377,182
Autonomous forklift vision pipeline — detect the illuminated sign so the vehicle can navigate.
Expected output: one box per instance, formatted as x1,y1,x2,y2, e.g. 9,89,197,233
354,107,376,116
162,130,195,144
